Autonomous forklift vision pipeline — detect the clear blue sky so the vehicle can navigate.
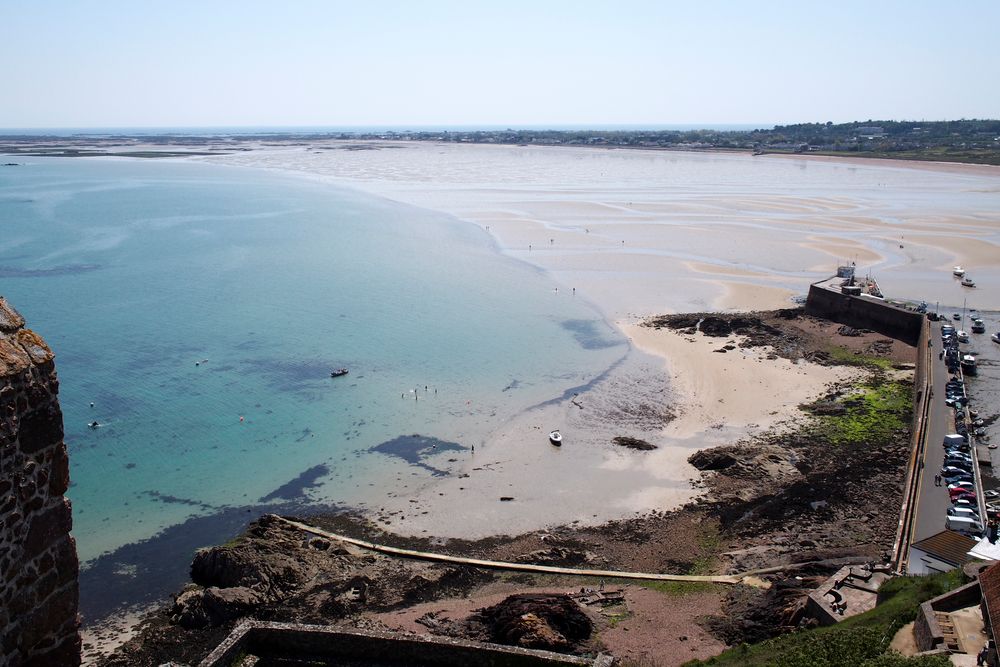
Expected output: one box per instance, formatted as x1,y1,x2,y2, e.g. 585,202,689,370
3,0,998,129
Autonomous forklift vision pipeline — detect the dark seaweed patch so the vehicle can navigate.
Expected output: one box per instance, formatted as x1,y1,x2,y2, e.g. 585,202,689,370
369,434,466,476
560,319,623,350
259,464,330,502
0,263,101,278
242,357,344,397
143,490,216,511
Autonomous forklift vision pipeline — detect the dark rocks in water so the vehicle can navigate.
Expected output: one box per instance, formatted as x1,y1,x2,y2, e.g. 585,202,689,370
689,449,737,471
471,593,592,652
612,436,657,451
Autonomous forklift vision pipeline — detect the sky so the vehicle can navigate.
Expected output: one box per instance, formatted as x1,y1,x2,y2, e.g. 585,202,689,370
2,0,999,129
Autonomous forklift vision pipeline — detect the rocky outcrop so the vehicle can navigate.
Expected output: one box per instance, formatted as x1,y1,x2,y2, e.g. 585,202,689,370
162,514,492,632
471,594,593,652
0,297,80,666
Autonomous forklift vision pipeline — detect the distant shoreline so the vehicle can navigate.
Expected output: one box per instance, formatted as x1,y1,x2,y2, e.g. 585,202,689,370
5,140,1000,170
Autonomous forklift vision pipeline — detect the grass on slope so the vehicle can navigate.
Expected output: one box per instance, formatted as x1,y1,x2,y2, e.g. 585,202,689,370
684,569,964,667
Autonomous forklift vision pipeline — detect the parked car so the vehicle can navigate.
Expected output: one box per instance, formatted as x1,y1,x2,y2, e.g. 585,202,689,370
944,449,972,459
942,465,972,476
953,498,977,510
948,481,975,491
985,490,1000,500
948,506,980,519
951,491,978,503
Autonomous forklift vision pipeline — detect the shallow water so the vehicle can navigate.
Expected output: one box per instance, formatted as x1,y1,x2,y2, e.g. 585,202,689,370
0,158,625,568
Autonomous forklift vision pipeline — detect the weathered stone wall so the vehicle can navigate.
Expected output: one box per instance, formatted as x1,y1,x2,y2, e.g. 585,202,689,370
0,297,80,666
804,284,924,346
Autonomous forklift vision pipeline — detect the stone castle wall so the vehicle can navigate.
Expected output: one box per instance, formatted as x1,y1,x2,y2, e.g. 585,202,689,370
0,297,80,666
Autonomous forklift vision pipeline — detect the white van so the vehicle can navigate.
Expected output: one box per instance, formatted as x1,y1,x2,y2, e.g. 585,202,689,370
946,515,982,533
943,434,967,448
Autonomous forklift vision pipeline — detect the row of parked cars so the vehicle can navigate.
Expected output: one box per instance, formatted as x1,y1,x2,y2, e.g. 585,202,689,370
942,430,981,532
940,315,1000,534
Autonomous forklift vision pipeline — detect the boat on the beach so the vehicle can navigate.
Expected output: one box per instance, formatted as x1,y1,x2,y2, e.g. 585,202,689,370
961,277,976,288
548,430,563,446
330,368,349,377
992,332,1000,344
953,266,966,276
961,354,978,376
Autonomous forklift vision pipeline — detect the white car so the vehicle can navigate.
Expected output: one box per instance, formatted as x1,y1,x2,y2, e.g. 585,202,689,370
948,481,975,491
953,498,977,509
948,507,981,520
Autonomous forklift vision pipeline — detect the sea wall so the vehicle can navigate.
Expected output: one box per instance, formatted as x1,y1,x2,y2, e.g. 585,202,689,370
201,621,610,667
0,297,80,666
804,284,924,346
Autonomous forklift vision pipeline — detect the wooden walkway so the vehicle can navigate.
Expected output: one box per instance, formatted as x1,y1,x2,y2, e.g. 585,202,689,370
277,517,770,588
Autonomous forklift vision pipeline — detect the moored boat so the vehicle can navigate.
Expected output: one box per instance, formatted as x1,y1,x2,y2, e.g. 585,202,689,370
330,368,349,377
548,430,563,446
953,266,966,276
961,277,976,287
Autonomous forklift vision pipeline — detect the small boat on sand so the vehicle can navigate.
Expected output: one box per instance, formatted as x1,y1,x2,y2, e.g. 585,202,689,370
953,266,966,276
548,430,563,446
961,277,976,288
330,368,349,377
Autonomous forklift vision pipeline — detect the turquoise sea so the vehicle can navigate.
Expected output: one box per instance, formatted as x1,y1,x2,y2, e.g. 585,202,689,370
0,158,624,617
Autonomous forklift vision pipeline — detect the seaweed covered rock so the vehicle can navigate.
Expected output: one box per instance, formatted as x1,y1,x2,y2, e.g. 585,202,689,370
689,449,738,471
613,436,657,451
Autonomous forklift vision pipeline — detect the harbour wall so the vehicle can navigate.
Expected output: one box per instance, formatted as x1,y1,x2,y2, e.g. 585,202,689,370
805,283,924,346
0,297,80,666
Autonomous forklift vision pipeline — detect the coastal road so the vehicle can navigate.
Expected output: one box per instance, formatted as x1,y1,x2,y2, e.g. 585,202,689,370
912,320,959,543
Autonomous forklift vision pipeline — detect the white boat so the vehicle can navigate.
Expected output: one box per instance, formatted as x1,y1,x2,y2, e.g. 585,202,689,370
548,430,563,446
961,354,978,376
992,332,1000,344
953,266,966,276
961,277,976,287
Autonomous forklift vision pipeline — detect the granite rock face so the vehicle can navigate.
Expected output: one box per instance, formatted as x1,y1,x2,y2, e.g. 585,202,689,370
0,297,80,666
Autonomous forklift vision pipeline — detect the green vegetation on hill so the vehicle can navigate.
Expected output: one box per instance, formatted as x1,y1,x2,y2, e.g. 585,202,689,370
685,570,963,667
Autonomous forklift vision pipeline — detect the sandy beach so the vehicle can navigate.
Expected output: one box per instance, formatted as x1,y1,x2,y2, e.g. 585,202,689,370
198,142,1000,537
